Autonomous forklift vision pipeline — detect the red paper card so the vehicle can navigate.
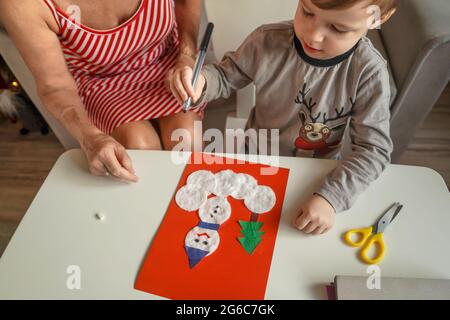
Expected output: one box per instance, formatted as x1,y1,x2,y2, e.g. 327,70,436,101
135,153,290,299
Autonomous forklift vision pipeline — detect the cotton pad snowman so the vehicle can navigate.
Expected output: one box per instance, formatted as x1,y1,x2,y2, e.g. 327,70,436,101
175,169,278,264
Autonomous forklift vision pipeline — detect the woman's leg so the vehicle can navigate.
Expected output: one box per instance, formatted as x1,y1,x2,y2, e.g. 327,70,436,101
158,111,203,151
111,120,162,150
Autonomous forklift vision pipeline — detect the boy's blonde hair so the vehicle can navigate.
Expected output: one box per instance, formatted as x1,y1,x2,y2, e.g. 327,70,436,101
311,0,399,15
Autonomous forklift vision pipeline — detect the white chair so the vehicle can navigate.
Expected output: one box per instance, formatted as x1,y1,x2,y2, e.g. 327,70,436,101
204,0,450,162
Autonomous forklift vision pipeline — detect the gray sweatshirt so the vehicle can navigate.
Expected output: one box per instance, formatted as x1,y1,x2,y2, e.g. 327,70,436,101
201,21,393,213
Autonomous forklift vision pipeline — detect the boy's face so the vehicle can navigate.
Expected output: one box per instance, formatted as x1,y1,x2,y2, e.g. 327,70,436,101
294,0,374,60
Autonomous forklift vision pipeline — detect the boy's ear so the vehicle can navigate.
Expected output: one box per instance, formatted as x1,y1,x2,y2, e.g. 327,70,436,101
380,8,396,24
369,8,397,29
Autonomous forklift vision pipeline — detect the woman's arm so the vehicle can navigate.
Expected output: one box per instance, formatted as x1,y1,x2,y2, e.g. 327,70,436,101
175,0,201,58
0,0,93,142
0,0,138,182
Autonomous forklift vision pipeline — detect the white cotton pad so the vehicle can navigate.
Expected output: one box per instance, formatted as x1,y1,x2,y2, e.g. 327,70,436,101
185,226,220,256
186,170,217,195
244,185,276,214
175,184,207,212
213,169,239,197
198,196,231,224
231,173,257,200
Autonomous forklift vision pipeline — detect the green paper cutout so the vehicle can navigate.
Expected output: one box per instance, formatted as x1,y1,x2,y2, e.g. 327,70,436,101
238,220,265,254
239,221,263,231
238,236,262,255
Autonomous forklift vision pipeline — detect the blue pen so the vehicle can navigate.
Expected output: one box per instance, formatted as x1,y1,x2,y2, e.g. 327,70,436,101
183,23,214,113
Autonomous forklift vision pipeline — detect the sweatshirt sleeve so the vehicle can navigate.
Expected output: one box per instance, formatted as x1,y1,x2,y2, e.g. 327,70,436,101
201,27,265,102
315,67,394,213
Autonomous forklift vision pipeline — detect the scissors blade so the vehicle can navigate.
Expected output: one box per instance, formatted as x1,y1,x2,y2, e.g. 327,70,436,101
374,202,403,234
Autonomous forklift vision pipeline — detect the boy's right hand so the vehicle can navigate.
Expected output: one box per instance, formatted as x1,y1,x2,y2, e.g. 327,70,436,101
293,194,335,235
166,65,206,106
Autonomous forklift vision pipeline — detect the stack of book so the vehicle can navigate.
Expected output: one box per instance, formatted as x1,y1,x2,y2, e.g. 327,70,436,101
327,276,450,300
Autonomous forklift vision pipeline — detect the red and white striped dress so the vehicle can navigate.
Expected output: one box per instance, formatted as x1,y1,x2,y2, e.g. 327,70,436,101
43,0,204,135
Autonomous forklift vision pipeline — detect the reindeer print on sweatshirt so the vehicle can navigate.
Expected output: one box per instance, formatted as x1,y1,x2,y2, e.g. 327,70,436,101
200,21,393,213
294,83,355,158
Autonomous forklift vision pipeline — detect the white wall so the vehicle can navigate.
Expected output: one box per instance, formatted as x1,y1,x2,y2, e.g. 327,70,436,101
205,0,299,60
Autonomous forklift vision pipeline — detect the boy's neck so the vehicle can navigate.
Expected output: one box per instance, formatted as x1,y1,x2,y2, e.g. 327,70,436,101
293,34,361,68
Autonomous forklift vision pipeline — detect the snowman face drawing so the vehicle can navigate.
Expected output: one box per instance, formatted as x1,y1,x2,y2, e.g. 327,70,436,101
185,226,220,268
185,227,220,254
198,196,231,224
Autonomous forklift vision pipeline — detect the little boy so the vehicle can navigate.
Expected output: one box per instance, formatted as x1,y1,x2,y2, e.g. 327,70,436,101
168,0,398,235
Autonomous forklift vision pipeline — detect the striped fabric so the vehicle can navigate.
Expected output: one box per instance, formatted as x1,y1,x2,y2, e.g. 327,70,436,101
43,0,204,135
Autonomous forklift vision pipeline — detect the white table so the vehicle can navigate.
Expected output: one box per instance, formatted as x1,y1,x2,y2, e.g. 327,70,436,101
0,150,449,299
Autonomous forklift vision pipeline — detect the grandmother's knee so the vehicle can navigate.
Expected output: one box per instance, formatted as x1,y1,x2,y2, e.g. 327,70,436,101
120,134,162,150
112,121,162,150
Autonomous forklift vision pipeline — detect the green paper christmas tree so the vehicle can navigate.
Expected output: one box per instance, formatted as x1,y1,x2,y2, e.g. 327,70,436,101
238,213,264,255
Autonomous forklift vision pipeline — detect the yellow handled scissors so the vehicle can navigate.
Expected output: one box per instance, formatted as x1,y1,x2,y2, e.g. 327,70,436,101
344,202,403,265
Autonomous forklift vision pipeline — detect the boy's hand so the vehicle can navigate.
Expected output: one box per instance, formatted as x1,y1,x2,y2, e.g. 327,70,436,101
165,54,206,106
293,194,336,235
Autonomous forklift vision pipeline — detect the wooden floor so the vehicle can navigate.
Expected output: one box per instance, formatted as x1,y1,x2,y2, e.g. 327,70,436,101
0,84,449,254
397,85,450,183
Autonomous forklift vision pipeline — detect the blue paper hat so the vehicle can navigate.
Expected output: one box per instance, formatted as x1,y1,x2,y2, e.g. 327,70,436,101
185,246,209,269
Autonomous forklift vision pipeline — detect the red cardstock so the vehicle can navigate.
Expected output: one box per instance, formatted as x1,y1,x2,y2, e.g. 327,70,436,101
135,153,290,299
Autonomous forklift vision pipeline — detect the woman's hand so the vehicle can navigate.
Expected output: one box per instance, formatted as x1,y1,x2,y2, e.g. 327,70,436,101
165,53,206,106
81,133,139,183
293,194,336,235
0,1,139,183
